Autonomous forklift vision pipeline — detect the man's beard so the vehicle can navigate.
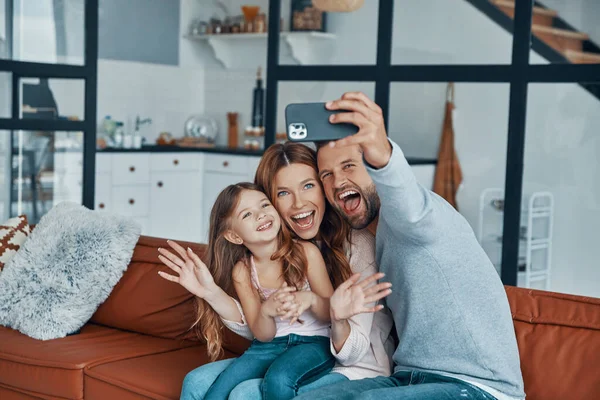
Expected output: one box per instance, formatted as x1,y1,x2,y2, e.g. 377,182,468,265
337,184,380,230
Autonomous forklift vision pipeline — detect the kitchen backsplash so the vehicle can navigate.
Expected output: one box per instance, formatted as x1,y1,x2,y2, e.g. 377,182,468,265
97,60,205,144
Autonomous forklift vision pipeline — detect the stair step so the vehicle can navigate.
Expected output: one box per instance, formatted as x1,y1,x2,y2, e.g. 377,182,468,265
565,49,600,64
490,0,557,26
532,25,589,53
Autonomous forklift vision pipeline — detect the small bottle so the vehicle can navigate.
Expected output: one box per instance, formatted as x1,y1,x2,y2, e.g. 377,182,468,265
251,66,265,128
113,122,124,148
227,112,239,148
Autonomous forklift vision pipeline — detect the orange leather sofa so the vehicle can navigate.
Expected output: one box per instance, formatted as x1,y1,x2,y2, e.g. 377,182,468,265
0,235,598,399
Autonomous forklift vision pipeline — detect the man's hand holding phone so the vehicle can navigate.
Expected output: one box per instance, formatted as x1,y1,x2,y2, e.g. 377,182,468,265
325,92,393,170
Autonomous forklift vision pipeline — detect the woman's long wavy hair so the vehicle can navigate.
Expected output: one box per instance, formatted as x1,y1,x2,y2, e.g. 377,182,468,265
192,182,308,361
254,142,353,289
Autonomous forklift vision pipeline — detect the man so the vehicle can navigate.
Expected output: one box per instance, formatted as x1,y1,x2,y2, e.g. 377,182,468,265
296,92,525,400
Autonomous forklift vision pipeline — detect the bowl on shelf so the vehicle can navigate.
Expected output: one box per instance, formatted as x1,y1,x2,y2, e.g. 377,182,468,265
184,115,218,143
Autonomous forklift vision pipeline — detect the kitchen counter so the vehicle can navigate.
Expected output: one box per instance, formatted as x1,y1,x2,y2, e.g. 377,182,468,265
96,144,264,157
96,145,437,165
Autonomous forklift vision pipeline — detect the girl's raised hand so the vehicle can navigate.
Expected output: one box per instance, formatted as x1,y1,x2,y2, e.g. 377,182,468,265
330,272,392,321
157,240,219,300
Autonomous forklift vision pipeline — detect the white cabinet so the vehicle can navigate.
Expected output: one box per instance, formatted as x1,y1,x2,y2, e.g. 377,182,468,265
200,154,261,241
111,154,150,186
150,170,204,242
96,152,205,240
111,185,151,217
95,173,111,212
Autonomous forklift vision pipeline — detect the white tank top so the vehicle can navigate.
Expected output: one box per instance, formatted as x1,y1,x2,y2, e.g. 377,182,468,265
248,256,331,338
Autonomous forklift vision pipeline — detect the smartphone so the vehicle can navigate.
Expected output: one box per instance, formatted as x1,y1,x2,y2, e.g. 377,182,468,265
285,102,358,143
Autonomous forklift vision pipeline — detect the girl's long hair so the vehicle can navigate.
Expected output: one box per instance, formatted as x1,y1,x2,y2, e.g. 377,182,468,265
192,182,307,361
255,142,353,289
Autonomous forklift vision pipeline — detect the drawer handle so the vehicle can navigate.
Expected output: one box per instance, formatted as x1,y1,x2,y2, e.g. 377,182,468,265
223,161,229,167
173,159,179,165
99,203,105,209
129,198,135,205
157,181,163,188
129,166,136,172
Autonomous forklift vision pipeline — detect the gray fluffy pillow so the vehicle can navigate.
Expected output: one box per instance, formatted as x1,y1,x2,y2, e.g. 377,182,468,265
0,202,141,340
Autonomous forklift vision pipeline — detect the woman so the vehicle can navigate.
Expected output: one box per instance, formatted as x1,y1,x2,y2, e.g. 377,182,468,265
158,142,395,400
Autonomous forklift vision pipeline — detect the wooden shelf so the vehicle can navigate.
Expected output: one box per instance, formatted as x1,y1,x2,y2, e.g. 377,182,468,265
183,31,336,68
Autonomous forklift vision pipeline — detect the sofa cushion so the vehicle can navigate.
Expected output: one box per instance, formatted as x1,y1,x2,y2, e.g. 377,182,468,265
0,202,141,340
0,323,196,399
84,346,236,400
91,236,206,341
506,286,600,400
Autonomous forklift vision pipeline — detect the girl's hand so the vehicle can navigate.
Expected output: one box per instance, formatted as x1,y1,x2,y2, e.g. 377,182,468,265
282,291,315,325
157,240,218,300
330,272,392,322
261,282,297,319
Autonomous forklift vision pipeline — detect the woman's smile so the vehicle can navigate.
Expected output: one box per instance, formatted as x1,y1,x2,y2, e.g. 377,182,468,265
290,210,316,230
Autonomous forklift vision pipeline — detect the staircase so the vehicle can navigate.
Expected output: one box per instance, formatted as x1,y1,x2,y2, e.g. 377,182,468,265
490,0,600,64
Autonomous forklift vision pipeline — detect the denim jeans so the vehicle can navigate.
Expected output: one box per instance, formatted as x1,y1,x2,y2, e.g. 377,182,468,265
180,358,347,400
293,370,498,400
203,334,334,400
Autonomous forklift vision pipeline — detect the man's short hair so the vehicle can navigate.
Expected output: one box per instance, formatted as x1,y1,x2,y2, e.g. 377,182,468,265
314,141,329,153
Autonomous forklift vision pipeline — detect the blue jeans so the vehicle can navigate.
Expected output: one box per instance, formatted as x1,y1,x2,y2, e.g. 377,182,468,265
203,334,334,400
293,370,498,400
180,358,347,400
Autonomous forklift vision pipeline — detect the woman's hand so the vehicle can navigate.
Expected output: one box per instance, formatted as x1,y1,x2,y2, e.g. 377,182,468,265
330,272,392,321
157,240,219,300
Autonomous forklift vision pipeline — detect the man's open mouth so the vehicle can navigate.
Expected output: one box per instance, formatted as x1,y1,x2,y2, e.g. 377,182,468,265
290,210,315,230
337,189,362,214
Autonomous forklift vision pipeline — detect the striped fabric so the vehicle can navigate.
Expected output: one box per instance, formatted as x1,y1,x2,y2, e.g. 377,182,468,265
0,215,31,271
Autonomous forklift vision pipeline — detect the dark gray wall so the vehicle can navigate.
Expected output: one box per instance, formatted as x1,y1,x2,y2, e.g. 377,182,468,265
99,0,180,65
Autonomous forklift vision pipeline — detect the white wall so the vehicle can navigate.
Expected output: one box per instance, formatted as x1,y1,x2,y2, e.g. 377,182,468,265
541,0,600,45
522,81,600,298
96,60,205,144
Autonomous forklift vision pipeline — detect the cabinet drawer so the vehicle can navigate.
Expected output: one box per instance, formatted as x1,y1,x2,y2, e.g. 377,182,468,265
96,154,112,173
204,154,249,175
150,153,203,172
112,154,150,185
111,185,150,217
95,172,111,211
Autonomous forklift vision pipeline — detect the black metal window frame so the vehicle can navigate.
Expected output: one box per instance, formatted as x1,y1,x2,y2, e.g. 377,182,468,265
0,0,98,211
264,0,600,286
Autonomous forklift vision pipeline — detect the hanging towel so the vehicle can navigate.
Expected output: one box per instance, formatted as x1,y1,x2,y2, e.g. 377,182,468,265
433,82,463,210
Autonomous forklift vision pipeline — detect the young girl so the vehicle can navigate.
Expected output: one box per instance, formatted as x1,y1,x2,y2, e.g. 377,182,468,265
199,182,335,400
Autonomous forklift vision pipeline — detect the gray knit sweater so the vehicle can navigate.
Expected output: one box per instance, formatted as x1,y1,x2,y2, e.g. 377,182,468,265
366,140,525,399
